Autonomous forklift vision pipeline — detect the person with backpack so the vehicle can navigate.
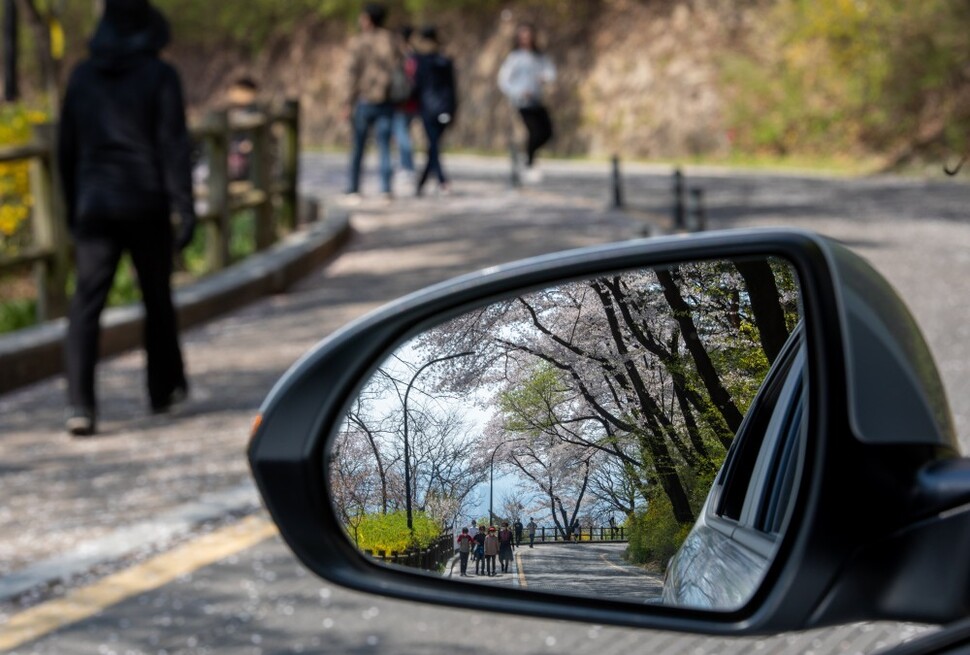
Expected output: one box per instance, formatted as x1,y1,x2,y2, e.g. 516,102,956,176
498,521,515,573
412,26,457,196
498,22,556,184
342,2,401,202
392,26,419,189
456,527,474,577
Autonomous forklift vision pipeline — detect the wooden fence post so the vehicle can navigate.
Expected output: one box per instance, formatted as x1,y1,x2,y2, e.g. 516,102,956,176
30,124,69,321
278,99,299,233
203,110,230,271
251,115,274,251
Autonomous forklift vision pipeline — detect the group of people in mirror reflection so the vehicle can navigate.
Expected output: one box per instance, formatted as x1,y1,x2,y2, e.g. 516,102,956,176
343,2,557,202
455,518,538,577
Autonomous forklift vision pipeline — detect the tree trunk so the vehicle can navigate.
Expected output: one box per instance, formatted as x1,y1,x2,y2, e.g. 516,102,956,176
3,0,18,101
734,259,790,365
15,0,59,114
656,268,745,435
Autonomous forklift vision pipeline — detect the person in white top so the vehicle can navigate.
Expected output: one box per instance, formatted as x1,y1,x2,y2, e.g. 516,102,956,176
497,22,556,182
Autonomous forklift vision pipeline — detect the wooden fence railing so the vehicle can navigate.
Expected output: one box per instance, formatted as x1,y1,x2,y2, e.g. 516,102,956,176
0,98,300,323
365,534,455,572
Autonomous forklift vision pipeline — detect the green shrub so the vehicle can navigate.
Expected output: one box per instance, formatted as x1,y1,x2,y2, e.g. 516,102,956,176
348,510,441,554
0,297,37,333
625,495,692,568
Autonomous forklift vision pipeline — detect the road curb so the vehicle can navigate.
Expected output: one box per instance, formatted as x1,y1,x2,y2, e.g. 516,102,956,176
0,207,352,396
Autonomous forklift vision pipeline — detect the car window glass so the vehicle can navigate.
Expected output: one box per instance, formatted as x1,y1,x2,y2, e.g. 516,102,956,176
739,347,806,531
715,341,800,523
759,378,805,534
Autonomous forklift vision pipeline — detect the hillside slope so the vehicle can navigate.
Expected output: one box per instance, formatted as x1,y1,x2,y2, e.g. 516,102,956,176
161,0,970,165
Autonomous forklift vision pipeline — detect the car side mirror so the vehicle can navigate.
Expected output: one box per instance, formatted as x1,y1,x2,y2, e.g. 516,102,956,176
249,229,970,635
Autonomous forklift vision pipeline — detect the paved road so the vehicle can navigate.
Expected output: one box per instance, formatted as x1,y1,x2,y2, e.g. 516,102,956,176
515,543,662,603
4,153,969,653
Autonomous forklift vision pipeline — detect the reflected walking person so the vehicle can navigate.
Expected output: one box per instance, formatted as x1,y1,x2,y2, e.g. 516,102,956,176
527,518,537,548
498,521,515,573
456,527,474,577
59,0,194,436
484,526,499,576
474,525,487,575
513,518,523,546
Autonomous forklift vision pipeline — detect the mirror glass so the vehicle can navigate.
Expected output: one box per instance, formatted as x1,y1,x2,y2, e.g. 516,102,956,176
328,257,805,611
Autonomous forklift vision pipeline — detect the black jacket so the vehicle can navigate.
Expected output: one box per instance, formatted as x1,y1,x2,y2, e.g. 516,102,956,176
58,25,194,233
414,52,456,124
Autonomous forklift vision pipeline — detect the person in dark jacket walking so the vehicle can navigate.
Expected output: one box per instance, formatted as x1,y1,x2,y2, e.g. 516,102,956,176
473,525,487,575
498,521,515,573
59,0,195,436
412,26,456,197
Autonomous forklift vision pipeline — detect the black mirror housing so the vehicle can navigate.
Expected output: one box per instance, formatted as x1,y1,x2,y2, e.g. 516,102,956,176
248,228,966,635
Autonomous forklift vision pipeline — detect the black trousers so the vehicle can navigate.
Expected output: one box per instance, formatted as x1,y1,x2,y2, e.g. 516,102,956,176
66,220,186,411
417,115,449,193
518,105,553,167
459,551,469,575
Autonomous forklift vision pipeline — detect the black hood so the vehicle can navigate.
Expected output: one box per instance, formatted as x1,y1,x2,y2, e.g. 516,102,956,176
89,0,170,70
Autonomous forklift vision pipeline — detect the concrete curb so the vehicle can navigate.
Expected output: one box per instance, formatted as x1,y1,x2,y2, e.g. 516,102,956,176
0,207,352,396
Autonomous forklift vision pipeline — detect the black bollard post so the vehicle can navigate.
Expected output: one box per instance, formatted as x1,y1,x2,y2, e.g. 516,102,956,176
673,168,686,230
611,155,624,209
689,188,707,232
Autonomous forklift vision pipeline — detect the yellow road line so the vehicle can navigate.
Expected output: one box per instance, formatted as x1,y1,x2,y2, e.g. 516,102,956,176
0,515,278,652
599,551,639,576
515,549,527,588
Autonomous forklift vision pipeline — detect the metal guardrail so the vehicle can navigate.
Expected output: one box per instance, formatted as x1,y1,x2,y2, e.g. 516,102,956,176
0,98,300,323
530,525,628,543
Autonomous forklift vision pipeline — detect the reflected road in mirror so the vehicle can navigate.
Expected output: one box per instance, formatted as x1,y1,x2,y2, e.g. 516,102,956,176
448,541,663,605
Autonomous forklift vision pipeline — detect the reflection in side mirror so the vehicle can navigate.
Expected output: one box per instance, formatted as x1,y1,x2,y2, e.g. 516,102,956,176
328,257,805,611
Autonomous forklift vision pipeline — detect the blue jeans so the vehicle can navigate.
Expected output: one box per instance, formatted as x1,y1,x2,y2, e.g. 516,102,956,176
392,111,415,172
348,102,394,194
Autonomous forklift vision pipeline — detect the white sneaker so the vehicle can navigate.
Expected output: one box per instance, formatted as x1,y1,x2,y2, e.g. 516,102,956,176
523,167,543,184
341,192,363,206
396,169,416,192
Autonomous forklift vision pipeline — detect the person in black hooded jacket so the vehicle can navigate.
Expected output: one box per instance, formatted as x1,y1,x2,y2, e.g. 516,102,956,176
412,26,456,196
59,0,195,436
